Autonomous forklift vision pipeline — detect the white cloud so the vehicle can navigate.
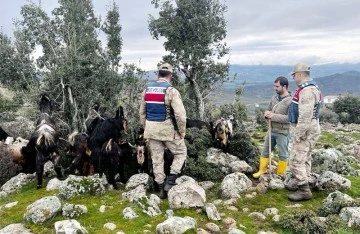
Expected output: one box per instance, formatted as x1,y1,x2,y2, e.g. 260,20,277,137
1,0,359,69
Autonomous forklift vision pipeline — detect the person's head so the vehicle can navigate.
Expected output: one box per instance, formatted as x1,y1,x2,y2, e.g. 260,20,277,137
157,63,173,80
289,63,311,85
274,76,288,95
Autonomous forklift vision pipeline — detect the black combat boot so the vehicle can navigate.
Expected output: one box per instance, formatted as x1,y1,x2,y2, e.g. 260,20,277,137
158,183,167,199
288,183,312,201
164,174,178,192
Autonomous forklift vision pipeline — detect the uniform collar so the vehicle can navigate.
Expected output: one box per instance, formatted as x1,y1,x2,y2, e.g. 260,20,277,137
298,79,312,87
157,78,170,83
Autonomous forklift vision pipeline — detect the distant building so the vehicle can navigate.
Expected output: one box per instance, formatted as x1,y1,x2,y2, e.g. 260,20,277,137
323,95,339,105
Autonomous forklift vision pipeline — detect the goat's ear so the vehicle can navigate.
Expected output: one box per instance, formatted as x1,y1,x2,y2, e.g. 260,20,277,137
119,106,124,119
209,121,214,129
115,106,124,119
50,100,57,112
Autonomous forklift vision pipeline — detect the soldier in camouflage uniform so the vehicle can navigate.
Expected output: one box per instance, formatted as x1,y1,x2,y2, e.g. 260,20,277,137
287,63,322,201
139,63,187,199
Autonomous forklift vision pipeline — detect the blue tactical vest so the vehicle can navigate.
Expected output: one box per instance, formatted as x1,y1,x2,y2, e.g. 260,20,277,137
144,81,171,122
288,80,322,124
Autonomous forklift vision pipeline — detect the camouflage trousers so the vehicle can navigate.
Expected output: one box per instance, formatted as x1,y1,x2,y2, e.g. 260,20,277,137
289,120,320,186
149,138,187,184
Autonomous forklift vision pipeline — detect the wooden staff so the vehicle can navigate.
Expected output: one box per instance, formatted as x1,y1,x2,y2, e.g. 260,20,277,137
268,118,272,176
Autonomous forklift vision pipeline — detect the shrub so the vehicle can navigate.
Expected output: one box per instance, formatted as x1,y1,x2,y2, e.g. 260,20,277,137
318,199,360,217
227,130,261,169
333,95,360,124
279,210,346,234
182,127,225,181
319,108,339,124
255,108,267,129
182,156,226,181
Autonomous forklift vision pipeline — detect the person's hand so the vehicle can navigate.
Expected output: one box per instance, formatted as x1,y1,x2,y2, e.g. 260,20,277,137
264,111,273,118
180,132,185,139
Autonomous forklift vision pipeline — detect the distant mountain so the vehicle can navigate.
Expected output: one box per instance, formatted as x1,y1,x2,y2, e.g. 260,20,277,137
228,63,360,85
240,71,360,101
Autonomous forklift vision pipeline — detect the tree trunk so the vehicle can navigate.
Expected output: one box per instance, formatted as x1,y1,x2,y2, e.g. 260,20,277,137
189,78,205,121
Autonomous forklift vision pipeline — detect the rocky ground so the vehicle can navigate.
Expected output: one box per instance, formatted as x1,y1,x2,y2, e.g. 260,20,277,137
1,122,360,233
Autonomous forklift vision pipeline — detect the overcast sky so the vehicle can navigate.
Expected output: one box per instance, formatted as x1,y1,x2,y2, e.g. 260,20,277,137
1,0,360,71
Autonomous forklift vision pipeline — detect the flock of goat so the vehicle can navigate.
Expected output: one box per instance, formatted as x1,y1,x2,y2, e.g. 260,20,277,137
7,94,237,189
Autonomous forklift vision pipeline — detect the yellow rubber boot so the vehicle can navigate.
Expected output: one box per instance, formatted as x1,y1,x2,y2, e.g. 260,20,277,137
252,157,270,178
277,160,288,175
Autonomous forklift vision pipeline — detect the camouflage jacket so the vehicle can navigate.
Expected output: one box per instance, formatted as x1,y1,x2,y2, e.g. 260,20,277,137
293,84,321,141
139,79,187,141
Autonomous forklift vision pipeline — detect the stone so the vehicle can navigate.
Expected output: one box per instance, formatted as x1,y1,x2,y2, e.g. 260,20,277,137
263,208,278,217
206,148,241,174
248,212,266,221
311,148,356,175
99,205,113,213
196,228,210,234
242,208,249,213
228,228,246,234
156,216,196,234
166,209,174,218
104,223,117,230
58,175,105,200
24,196,62,224
205,203,221,221
285,204,303,208
122,185,147,202
143,206,161,217
268,178,285,190
316,171,351,192
54,219,88,234
320,191,355,215
168,181,206,209
198,181,215,190
125,173,153,190
230,160,253,173
175,175,197,185
219,173,252,199
205,222,220,233
227,206,238,211
272,215,280,222
223,217,237,228
213,199,223,206
46,178,62,191
245,194,255,199
4,201,18,209
62,203,88,218
223,198,238,206
0,223,34,234
44,161,57,178
339,207,360,227
1,173,35,195
123,207,138,220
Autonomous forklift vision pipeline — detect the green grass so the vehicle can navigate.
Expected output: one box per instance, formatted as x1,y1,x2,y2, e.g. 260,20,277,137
350,132,360,141
318,131,342,147
1,128,360,233
1,177,360,233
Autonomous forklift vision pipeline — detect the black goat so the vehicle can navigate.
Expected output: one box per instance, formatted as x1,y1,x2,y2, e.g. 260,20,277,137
65,107,127,179
99,139,134,189
21,94,63,188
186,119,210,130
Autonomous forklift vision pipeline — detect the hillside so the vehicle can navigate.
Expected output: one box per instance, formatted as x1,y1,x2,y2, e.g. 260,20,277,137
1,125,360,233
238,71,360,102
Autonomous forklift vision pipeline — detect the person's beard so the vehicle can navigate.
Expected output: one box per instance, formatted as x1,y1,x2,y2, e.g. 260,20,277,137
276,89,283,95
